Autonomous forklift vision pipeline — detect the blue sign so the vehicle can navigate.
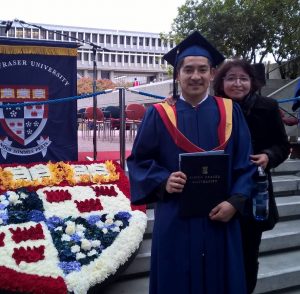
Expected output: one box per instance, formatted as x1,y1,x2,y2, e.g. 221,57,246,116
0,38,78,163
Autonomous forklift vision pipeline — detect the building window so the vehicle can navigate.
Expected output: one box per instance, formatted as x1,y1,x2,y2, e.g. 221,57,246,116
120,35,124,45
77,52,82,61
16,28,23,38
155,56,159,64
63,31,69,41
92,33,97,43
101,71,110,79
111,54,116,62
56,31,62,40
139,37,143,46
70,31,76,41
48,31,54,40
113,35,118,45
130,55,135,63
143,56,147,64
104,54,109,62
152,38,156,47
0,26,5,36
84,53,89,61
126,36,130,45
117,55,122,63
99,34,104,43
97,53,102,62
124,55,129,63
145,37,150,46
85,33,90,42
8,28,15,37
25,28,31,38
32,29,38,39
163,39,168,47
78,32,83,40
158,38,162,47
132,37,137,46
106,35,111,44
137,56,141,63
149,56,153,64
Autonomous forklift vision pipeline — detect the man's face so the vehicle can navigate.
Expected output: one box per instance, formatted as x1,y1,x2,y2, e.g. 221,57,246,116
177,56,214,103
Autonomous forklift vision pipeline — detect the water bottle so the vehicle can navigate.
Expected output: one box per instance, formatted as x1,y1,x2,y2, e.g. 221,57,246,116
252,166,269,221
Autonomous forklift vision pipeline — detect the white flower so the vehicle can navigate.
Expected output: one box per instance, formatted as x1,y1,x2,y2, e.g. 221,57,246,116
7,191,18,203
54,226,63,231
111,226,120,232
105,218,113,225
65,223,76,235
106,213,114,220
1,200,9,206
71,245,81,253
91,240,101,247
77,231,85,238
95,220,104,228
102,228,108,234
61,234,71,242
0,195,6,201
87,249,97,257
115,220,123,227
76,224,86,232
19,192,28,199
76,252,86,260
81,239,92,251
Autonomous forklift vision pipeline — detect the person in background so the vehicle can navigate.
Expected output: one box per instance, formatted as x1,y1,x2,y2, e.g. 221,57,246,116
291,79,300,112
133,77,140,87
127,31,256,294
213,59,290,293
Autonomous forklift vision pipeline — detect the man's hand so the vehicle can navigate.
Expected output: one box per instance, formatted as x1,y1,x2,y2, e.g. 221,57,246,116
209,201,237,222
166,171,187,194
163,96,176,106
250,153,269,169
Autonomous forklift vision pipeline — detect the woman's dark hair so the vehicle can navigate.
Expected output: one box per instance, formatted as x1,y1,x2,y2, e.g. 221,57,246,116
213,59,262,97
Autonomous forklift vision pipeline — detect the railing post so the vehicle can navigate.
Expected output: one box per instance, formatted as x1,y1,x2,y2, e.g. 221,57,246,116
119,87,126,169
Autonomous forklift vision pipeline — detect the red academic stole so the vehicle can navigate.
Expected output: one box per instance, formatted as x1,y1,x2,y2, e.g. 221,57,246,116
153,97,233,152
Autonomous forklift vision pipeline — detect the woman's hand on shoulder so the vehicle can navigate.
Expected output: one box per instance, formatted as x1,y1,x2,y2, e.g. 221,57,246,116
250,153,269,169
163,96,176,106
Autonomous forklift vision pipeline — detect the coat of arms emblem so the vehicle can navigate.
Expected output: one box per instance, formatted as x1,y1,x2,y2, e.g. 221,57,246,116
0,86,48,146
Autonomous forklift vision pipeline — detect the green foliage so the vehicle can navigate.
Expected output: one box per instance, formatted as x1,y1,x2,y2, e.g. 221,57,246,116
168,0,300,77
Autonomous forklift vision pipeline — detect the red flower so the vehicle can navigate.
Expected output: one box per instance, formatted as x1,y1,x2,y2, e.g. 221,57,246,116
9,223,45,244
12,245,45,265
45,189,72,203
0,232,5,247
75,198,103,213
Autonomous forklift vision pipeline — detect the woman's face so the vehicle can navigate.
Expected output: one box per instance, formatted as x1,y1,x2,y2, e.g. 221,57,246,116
222,66,251,101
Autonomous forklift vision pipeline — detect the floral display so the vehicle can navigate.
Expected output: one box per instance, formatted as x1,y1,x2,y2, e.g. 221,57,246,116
0,161,147,294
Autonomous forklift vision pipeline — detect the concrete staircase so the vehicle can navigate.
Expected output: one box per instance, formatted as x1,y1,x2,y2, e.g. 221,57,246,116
103,159,300,294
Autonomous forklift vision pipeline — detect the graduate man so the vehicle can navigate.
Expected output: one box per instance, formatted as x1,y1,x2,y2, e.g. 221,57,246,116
127,31,256,294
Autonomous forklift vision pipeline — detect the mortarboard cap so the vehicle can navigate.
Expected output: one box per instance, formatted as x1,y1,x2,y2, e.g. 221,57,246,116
163,31,225,68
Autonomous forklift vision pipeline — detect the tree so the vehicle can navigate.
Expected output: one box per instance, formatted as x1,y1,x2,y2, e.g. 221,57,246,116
168,0,300,77
77,77,116,94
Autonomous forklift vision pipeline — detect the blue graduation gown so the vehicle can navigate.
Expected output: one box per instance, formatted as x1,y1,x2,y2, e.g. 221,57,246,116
127,96,255,294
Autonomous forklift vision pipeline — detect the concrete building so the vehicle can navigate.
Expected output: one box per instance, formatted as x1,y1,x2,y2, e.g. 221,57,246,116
0,21,174,84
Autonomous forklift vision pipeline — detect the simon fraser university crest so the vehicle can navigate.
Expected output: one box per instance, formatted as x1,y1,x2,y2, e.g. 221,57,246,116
0,86,51,159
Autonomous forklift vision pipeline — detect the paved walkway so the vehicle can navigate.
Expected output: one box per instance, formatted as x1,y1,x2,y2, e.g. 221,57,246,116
77,130,134,160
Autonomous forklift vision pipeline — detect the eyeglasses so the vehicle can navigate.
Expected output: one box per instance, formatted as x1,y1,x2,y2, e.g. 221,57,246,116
223,76,251,83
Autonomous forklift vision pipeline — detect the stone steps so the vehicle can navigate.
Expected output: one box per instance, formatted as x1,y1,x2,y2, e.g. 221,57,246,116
103,159,300,293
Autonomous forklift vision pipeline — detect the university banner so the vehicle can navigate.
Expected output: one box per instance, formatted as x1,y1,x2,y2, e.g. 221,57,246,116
0,38,78,164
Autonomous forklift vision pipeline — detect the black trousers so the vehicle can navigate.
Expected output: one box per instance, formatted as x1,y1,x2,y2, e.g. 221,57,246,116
240,218,263,294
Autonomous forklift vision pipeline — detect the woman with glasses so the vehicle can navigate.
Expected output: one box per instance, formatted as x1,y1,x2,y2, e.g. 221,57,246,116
213,59,290,293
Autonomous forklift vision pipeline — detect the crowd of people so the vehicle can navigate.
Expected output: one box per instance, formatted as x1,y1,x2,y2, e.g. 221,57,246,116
127,30,294,294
